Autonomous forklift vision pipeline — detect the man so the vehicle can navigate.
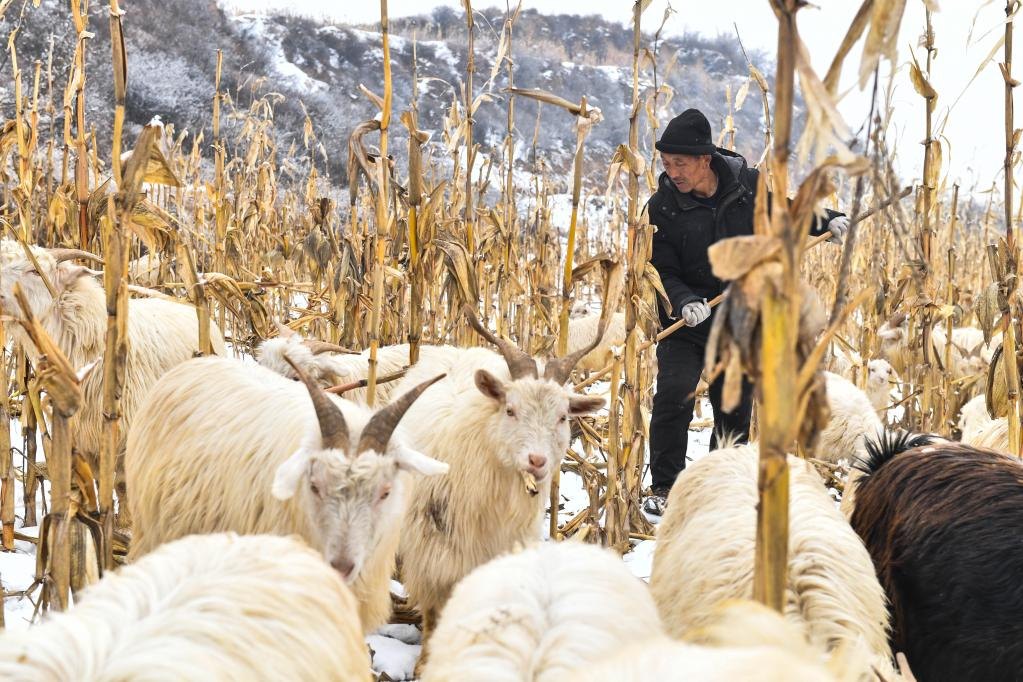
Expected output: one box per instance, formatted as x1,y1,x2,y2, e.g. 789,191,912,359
644,108,848,515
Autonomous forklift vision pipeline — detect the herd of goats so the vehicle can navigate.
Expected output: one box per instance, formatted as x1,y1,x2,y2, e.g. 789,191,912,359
0,237,1019,682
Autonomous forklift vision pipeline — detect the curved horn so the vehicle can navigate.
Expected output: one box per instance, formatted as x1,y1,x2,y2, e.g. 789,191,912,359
356,373,446,454
461,305,538,380
283,353,350,452
275,321,297,338
49,248,104,265
303,339,361,355
543,312,609,385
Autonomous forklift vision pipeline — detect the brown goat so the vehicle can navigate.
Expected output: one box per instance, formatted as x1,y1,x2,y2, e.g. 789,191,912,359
850,431,1023,682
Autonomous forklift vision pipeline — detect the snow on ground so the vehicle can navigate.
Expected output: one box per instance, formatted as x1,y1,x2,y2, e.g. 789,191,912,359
368,625,421,680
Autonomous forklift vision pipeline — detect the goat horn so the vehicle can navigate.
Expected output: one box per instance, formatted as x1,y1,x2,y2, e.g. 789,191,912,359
543,311,609,385
283,353,349,452
303,339,360,355
461,304,538,380
357,373,446,454
275,321,297,338
49,248,105,265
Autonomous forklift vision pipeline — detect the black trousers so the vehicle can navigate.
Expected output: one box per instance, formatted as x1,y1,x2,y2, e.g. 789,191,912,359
649,336,755,492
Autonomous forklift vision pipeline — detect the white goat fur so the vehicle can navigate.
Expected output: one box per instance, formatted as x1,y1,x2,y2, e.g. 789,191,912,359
126,356,445,632
258,336,452,404
422,541,661,681
818,372,885,466
0,533,371,681
127,252,175,287
864,359,897,413
963,415,1010,452
958,394,995,443
580,601,869,682
0,241,225,487
650,444,892,666
878,319,992,382
391,346,605,636
826,347,894,414
828,345,862,377
566,311,626,372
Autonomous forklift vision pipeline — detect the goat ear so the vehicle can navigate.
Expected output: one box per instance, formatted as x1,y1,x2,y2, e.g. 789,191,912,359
54,263,89,292
569,393,605,416
395,445,449,476
272,448,314,500
474,369,506,402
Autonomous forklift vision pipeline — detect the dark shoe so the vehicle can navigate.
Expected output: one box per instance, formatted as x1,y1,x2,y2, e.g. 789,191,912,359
643,488,670,516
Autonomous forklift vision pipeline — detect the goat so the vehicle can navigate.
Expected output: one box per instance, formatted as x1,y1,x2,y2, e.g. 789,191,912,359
393,306,606,662
578,600,872,682
125,355,447,632
566,311,626,372
422,540,660,681
0,240,226,522
850,431,1023,682
0,532,372,681
651,444,893,673
257,324,453,404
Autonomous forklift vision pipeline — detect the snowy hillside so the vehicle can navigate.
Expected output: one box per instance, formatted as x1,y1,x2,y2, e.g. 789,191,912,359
1,1,772,188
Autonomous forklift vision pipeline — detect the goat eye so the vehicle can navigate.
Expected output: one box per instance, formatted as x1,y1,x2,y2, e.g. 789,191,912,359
379,485,391,501
559,415,568,423
309,481,320,496
505,407,516,418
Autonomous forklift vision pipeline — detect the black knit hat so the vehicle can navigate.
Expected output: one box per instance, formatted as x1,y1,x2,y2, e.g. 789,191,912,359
655,108,716,155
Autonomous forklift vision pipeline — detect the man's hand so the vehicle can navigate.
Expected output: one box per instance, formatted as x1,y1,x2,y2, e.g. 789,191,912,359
680,299,711,326
827,215,850,244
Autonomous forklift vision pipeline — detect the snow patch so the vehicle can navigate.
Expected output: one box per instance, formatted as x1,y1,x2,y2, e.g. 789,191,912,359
367,632,420,681
232,15,330,95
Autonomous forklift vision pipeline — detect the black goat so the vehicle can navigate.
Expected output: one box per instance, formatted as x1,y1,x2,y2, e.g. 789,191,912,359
850,431,1023,682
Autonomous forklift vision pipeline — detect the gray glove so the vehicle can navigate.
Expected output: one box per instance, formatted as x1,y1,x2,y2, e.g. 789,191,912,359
680,299,711,326
827,215,850,244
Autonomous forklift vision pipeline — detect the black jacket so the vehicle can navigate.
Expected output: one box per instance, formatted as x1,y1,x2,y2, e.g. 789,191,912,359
648,148,841,343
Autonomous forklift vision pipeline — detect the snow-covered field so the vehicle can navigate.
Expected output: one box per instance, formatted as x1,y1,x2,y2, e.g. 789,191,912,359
0,395,713,679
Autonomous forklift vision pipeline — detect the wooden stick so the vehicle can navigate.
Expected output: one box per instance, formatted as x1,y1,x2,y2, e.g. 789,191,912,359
574,191,914,391
324,368,407,395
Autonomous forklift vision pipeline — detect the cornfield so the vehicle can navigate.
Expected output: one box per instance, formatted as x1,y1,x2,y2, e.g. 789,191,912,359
0,0,1020,679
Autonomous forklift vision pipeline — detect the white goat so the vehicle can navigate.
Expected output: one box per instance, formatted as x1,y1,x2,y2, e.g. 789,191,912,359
127,252,175,287
650,444,893,671
817,372,885,466
258,326,443,404
865,359,897,413
878,313,992,382
393,307,606,655
963,416,1010,452
959,395,1014,458
422,541,661,681
125,356,448,632
580,601,871,682
828,344,862,377
825,346,895,414
958,394,995,443
0,533,372,681
0,240,225,518
566,311,626,372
